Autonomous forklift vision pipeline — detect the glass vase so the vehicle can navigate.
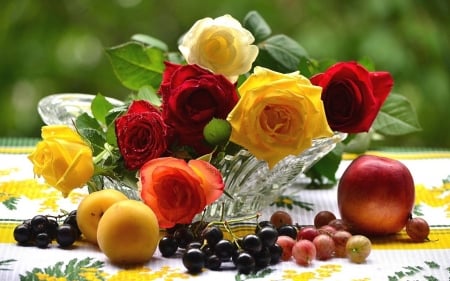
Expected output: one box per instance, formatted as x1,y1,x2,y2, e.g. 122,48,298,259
38,93,123,127
200,132,346,221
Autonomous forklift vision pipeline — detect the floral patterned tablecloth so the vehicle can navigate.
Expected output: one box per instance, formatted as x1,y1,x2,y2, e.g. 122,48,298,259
0,138,449,281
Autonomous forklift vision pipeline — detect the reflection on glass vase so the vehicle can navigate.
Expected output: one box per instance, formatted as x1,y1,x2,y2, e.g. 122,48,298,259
200,132,346,221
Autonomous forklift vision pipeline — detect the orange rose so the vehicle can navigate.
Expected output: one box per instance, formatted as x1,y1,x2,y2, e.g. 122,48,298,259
139,157,224,228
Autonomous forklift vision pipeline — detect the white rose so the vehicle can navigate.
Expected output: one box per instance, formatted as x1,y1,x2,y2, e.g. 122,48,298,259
179,14,259,83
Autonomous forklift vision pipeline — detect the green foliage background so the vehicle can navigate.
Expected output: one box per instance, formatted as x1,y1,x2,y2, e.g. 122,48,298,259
1,0,448,148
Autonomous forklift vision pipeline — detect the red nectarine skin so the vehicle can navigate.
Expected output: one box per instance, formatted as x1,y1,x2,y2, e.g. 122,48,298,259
337,155,415,236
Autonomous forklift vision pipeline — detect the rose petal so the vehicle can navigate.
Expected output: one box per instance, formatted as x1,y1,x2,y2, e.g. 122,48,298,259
188,159,224,204
151,166,205,224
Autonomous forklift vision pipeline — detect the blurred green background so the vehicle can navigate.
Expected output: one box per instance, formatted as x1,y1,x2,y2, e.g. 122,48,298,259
1,0,448,148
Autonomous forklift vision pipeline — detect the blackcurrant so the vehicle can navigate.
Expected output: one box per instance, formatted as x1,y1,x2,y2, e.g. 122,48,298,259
47,218,59,240
256,226,278,247
158,236,178,257
232,248,245,266
213,239,234,261
13,223,32,245
182,248,205,274
241,234,262,255
56,224,77,248
186,241,202,250
268,243,283,264
166,224,188,236
30,215,49,235
277,224,297,240
235,252,255,275
174,227,195,249
35,232,51,248
201,226,223,247
201,244,214,257
254,247,271,268
205,254,221,270
255,220,275,233
63,212,81,237
189,220,209,239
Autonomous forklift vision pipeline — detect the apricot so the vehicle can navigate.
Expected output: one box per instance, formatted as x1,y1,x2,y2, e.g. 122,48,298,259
97,200,160,265
76,189,128,244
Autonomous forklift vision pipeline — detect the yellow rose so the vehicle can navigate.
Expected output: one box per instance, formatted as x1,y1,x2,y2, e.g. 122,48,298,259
28,125,94,197
227,67,333,168
179,14,259,83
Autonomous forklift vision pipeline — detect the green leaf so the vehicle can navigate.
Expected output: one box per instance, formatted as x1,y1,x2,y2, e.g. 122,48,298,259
75,112,102,131
298,58,336,77
424,260,440,269
357,56,375,71
373,93,422,136
105,123,117,147
257,34,308,72
91,94,115,126
106,42,165,91
131,33,168,51
104,105,128,127
137,85,162,107
0,259,16,271
243,11,271,42
2,196,19,210
167,51,185,64
103,104,127,148
298,58,317,77
235,267,275,280
77,127,106,155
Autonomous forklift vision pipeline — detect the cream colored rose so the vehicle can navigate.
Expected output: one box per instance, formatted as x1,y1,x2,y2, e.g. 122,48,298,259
179,14,259,83
227,67,333,168
28,125,94,197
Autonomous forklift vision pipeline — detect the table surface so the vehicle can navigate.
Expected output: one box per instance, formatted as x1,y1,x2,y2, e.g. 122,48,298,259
1,138,449,281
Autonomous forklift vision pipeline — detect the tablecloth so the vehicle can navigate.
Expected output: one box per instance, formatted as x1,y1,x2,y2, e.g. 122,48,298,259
0,138,449,281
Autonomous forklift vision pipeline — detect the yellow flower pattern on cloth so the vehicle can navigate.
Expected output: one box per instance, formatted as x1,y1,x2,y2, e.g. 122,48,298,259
108,266,190,281
282,264,344,280
227,66,333,168
415,182,450,218
0,179,84,212
19,258,190,281
28,125,94,197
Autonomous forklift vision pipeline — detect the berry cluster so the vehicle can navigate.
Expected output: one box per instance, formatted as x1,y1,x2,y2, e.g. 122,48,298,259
275,210,372,265
158,217,285,274
13,210,81,248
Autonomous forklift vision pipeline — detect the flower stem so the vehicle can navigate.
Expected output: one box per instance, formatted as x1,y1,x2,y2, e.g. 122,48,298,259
93,142,115,165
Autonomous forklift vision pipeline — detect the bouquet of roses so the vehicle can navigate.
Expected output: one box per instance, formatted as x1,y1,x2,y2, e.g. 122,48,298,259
28,11,420,228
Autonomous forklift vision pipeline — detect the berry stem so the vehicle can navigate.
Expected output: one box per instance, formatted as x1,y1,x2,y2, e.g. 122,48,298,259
205,213,261,247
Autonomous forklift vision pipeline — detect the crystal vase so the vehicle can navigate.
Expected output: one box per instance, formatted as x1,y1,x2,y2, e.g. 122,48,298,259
37,93,123,126
201,131,346,221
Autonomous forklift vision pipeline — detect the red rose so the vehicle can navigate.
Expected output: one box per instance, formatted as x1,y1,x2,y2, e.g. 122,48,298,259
115,100,168,170
311,62,393,133
140,157,224,228
159,62,239,156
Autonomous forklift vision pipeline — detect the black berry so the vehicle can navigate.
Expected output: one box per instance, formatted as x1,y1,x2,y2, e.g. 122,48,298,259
158,236,178,257
182,248,205,273
56,224,77,248
13,223,32,245
235,252,255,274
